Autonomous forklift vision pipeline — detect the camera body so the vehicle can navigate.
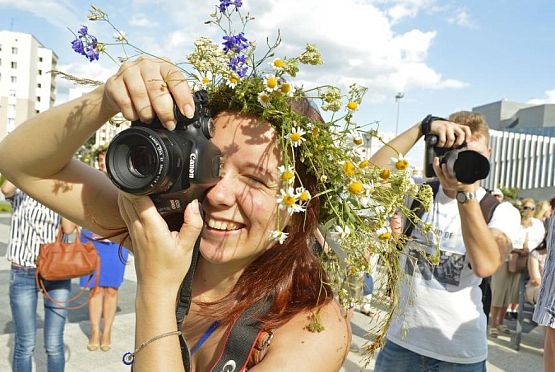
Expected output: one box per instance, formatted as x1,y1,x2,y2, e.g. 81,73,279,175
424,134,490,184
106,90,222,214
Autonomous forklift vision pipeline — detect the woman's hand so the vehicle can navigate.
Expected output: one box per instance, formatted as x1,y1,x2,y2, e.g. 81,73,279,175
118,193,204,294
103,56,196,130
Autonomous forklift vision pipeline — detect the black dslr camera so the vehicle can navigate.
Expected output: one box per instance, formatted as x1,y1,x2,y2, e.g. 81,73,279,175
105,90,222,214
422,115,490,184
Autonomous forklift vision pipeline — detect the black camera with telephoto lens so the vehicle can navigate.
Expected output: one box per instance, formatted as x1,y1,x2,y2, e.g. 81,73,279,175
105,90,222,214
422,115,490,184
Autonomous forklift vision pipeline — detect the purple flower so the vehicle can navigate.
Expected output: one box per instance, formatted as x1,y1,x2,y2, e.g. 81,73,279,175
229,54,249,77
218,0,242,12
70,25,100,62
222,32,249,54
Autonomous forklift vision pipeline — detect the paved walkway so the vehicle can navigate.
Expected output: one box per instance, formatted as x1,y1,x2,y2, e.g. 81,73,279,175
0,213,544,371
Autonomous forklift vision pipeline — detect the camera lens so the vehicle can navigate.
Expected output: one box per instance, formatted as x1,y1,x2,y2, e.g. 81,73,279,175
128,145,157,178
106,127,182,195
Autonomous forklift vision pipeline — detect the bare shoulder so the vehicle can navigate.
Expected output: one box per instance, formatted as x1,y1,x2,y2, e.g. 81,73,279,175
251,301,351,371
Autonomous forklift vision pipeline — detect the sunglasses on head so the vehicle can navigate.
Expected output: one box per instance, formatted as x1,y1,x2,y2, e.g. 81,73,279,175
523,206,535,211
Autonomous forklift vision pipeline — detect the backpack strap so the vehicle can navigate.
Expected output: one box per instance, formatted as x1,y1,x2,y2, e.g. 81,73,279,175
209,298,272,372
478,192,500,224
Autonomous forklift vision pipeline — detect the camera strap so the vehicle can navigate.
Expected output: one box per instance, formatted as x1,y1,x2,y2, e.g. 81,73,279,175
176,237,202,372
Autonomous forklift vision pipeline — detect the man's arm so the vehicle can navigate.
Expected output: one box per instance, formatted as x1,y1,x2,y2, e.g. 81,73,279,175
0,179,17,199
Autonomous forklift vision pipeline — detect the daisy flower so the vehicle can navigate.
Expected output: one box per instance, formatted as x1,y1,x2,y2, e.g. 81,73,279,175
270,230,289,244
289,127,306,147
391,154,409,170
257,91,271,108
348,181,364,195
278,165,295,184
376,226,392,240
347,101,359,111
226,72,240,88
270,57,285,71
332,225,351,241
295,187,311,203
342,161,356,176
276,187,303,215
351,130,364,146
279,82,294,97
264,74,279,91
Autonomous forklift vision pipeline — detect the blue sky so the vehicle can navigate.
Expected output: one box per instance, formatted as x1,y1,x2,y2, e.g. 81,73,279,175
1,0,554,165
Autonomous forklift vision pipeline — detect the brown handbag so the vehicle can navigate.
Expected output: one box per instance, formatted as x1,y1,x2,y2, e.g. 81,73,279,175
508,251,528,273
35,226,100,309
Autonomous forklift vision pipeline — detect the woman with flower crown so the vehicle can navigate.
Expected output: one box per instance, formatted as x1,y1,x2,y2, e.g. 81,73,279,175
0,2,434,370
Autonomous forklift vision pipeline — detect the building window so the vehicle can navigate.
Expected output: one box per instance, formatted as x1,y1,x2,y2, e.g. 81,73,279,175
12,47,18,54
7,118,16,132
37,96,41,102
11,61,17,69
39,57,43,62
36,110,40,114
11,76,17,83
38,70,43,75
37,83,42,88
9,90,16,97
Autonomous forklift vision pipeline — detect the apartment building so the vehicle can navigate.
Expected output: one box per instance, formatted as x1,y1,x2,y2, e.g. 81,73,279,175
0,30,57,141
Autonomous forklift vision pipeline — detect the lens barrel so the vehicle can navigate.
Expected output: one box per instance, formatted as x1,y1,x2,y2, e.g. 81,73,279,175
106,126,183,195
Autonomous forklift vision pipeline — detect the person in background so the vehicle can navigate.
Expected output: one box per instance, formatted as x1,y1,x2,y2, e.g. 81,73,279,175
63,147,129,352
533,214,555,372
526,237,547,305
534,200,552,229
1,179,72,372
491,188,504,202
490,198,545,335
370,112,519,371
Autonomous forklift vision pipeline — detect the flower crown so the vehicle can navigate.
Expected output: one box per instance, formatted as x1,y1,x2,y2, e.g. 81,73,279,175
69,1,434,356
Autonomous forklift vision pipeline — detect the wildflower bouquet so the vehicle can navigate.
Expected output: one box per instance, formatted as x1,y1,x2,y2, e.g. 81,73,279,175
67,1,435,355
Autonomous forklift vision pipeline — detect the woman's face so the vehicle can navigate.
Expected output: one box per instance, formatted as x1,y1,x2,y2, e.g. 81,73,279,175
199,112,285,265
522,200,536,219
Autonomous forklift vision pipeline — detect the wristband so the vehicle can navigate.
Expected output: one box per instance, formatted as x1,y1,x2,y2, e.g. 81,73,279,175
420,114,446,136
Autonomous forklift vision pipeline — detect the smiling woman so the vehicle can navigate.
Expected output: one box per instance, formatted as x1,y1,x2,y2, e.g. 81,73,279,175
0,1,432,371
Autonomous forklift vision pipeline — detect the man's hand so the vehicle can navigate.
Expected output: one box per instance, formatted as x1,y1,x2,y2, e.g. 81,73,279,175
429,120,472,149
432,157,477,194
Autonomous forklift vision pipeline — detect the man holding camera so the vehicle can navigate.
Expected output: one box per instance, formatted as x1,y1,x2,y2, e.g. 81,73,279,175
373,112,520,371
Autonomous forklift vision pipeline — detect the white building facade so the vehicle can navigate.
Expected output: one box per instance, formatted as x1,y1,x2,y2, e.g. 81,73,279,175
0,31,57,141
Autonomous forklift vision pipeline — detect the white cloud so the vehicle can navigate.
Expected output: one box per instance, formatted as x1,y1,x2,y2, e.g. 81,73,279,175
0,0,81,29
128,14,159,27
447,8,477,29
527,89,555,105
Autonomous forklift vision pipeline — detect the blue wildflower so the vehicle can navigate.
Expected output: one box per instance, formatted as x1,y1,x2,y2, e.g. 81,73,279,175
70,25,100,62
229,54,249,77
218,0,242,12
222,32,249,54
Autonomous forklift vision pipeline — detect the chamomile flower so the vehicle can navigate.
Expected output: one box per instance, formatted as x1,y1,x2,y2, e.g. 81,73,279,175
257,91,271,108
351,130,364,146
295,187,311,203
342,161,356,176
278,165,295,184
226,72,240,88
279,82,294,97
391,154,409,170
264,74,279,91
270,230,289,244
276,187,303,215
376,226,392,240
194,72,212,89
270,57,285,70
289,127,306,147
348,181,364,195
347,101,359,111
332,225,351,241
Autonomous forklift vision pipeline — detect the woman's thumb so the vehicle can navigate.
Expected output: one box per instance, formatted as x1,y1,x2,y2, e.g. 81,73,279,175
178,199,204,246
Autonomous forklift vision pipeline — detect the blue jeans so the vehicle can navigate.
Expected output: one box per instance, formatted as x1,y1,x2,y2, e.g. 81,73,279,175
375,339,486,372
9,265,71,372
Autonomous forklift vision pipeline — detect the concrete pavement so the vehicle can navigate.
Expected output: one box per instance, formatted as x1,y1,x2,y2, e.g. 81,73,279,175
0,212,545,371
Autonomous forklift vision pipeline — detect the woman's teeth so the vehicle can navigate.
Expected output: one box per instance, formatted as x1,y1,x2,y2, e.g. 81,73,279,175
207,218,241,231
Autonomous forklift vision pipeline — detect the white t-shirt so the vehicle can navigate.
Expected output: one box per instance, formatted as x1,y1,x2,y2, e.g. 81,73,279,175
511,218,545,251
386,186,521,363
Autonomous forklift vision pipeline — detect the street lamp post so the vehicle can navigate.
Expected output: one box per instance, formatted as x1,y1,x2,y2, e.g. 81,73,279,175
395,92,404,135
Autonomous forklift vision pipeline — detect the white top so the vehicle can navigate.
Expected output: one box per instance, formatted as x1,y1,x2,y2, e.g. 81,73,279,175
386,186,521,363
511,217,545,251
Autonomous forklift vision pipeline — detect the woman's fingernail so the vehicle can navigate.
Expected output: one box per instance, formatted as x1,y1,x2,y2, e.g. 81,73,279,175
192,199,200,214
184,104,195,119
